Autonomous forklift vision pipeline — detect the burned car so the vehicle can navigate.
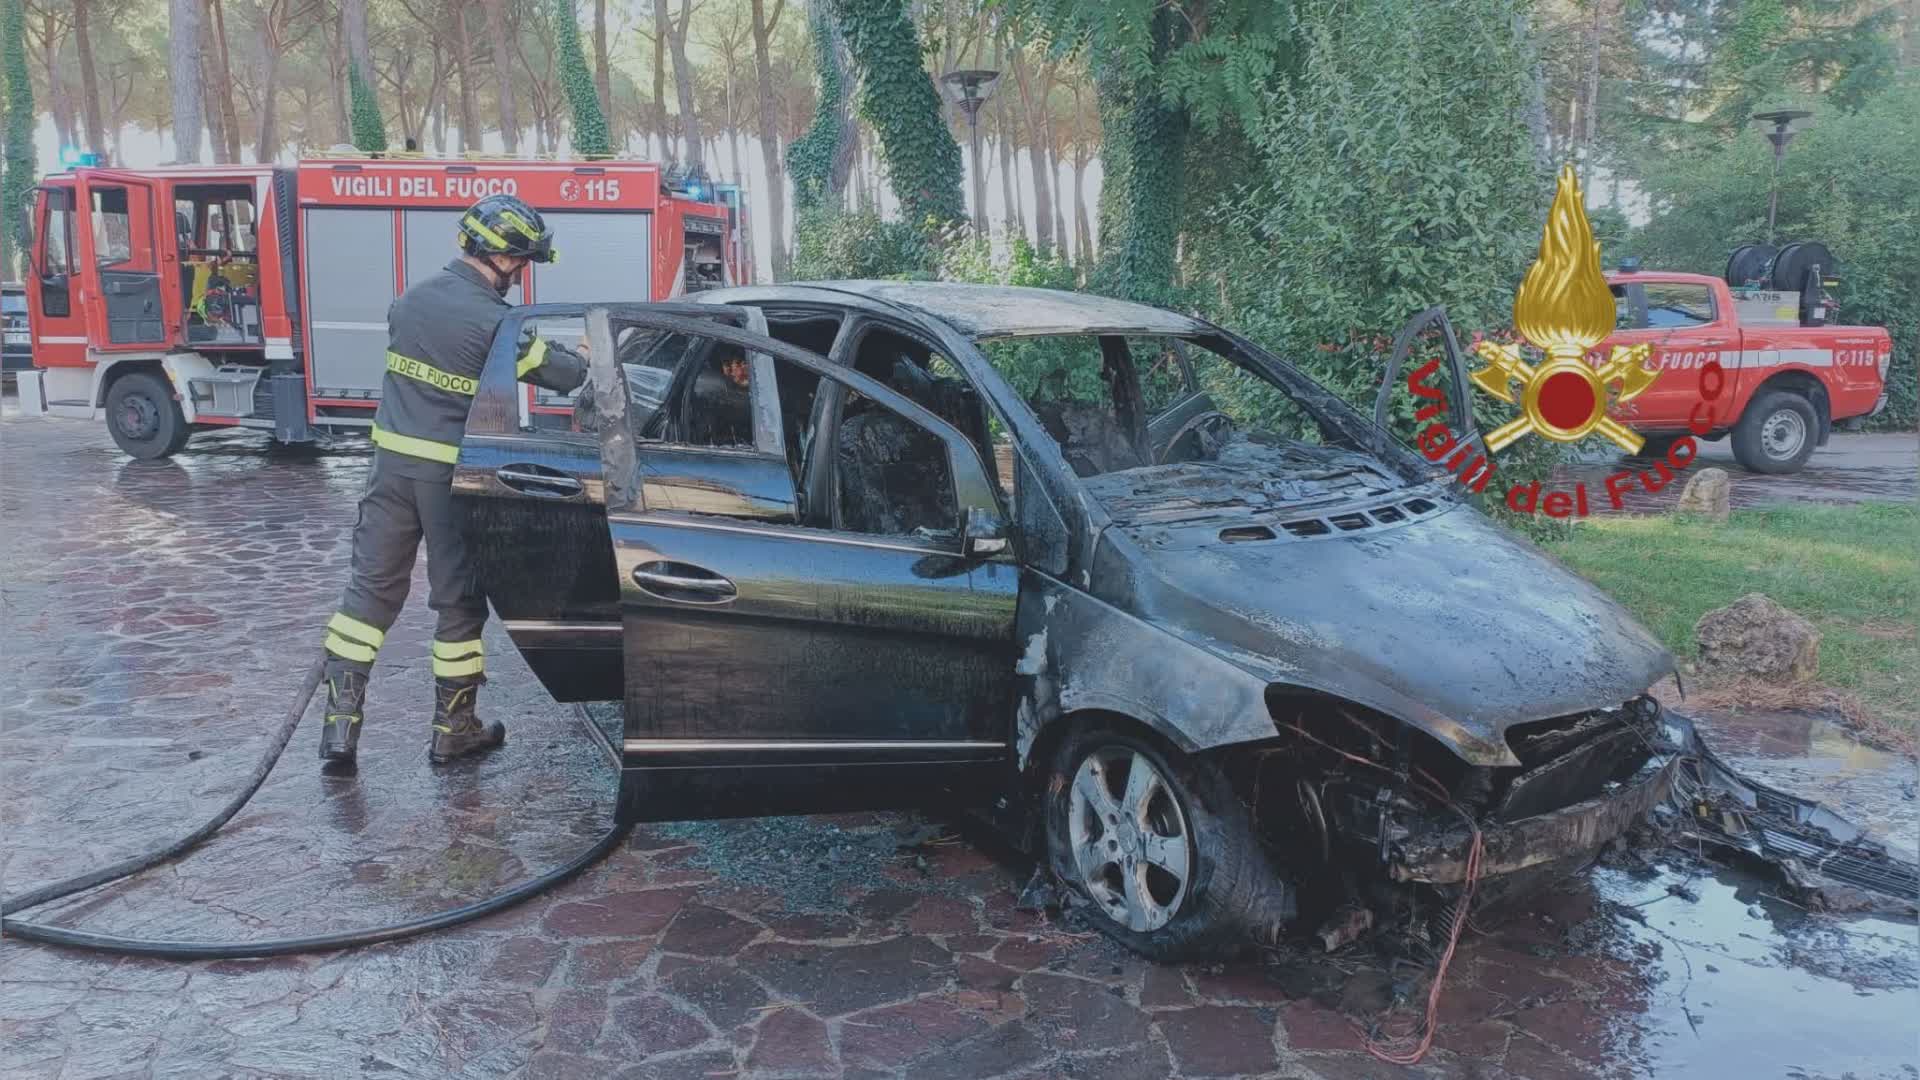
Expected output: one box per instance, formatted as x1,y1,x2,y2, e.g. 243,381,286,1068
453,283,1679,958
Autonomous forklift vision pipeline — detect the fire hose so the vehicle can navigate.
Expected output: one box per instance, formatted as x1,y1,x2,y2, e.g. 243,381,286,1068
1,658,631,959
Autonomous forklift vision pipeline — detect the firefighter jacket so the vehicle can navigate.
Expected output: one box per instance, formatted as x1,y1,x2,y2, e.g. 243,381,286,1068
373,258,587,478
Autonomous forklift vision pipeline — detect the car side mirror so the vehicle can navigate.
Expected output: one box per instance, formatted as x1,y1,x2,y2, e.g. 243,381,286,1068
964,506,1011,557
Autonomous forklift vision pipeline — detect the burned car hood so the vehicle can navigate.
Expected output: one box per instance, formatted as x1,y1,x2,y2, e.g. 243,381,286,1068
1095,491,1674,765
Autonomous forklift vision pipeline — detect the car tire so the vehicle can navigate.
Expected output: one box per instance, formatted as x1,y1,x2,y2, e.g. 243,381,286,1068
105,371,189,460
1044,723,1293,961
1731,390,1817,474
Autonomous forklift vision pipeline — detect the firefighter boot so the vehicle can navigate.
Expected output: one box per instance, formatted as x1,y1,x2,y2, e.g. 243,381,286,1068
319,665,368,769
429,675,505,764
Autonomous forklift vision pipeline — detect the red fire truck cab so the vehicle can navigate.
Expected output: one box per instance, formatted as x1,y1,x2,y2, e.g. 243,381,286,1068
24,157,746,458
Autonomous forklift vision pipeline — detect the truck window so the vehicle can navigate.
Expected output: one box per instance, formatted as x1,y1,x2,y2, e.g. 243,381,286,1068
91,187,133,266
41,198,76,276
1644,283,1714,328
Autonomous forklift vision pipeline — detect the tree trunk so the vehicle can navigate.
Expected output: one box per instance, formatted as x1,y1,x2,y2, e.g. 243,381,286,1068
996,101,1020,236
1582,0,1601,161
749,0,788,278
328,23,349,143
72,0,107,154
652,9,667,158
255,48,282,162
487,0,518,151
594,0,613,128
169,0,205,161
1073,152,1091,264
1008,48,1053,254
208,0,242,160
663,0,703,167
451,2,478,153
199,5,229,161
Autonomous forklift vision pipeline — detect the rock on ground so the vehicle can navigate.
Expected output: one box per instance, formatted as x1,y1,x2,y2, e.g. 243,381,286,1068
1674,466,1732,520
1694,592,1820,682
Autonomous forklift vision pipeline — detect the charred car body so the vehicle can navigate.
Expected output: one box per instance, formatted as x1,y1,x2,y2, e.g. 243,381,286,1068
454,283,1680,958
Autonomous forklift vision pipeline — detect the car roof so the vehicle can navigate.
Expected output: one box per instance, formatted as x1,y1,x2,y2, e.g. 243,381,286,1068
710,281,1209,339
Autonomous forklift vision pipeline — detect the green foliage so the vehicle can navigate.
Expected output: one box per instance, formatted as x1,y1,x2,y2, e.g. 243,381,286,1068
1016,0,1293,135
1196,0,1541,411
787,2,845,213
1625,78,1920,429
348,60,388,154
1088,47,1189,306
2,0,32,277
830,0,964,230
787,204,935,280
554,0,611,157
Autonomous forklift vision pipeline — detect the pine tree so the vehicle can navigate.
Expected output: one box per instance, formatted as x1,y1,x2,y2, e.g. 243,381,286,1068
554,0,610,157
349,60,388,153
2,0,33,277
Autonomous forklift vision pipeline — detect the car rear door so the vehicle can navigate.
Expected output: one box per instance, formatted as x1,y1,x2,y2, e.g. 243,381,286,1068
454,302,753,702
581,306,1018,823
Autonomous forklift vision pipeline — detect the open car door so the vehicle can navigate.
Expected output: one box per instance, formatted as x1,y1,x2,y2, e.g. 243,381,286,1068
581,305,1019,824
1374,306,1483,460
454,301,761,703
73,170,170,350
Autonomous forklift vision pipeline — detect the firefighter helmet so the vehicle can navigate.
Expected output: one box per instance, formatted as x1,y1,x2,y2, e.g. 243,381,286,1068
457,194,556,263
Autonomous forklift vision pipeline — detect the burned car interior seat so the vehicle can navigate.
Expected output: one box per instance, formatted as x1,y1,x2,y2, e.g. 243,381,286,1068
832,329,971,538
1027,337,1151,477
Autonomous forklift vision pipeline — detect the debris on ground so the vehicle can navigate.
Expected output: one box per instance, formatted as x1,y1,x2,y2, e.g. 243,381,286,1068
1660,713,1919,915
1694,592,1821,682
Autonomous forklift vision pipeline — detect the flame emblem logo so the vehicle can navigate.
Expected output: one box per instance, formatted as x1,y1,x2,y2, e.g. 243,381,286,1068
1472,166,1659,453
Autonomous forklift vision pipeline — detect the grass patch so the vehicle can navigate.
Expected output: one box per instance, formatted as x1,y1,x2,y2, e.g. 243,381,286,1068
1545,502,1919,729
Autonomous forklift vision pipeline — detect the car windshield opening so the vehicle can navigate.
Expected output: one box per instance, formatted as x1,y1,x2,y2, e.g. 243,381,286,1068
975,332,1413,525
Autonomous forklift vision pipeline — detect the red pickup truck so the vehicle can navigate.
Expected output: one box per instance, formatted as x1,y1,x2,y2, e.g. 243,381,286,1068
1601,270,1890,474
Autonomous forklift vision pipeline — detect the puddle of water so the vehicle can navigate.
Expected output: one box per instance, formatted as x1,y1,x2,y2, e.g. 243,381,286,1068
1597,860,1919,1079
1695,709,1919,858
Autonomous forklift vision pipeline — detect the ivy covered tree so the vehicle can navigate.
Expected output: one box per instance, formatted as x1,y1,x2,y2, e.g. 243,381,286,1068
2,0,31,277
1018,0,1294,302
788,1,853,213
555,0,611,157
348,60,388,154
830,0,965,230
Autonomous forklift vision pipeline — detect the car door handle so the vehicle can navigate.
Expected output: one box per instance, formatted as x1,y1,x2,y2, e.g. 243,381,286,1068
496,464,583,498
632,561,737,603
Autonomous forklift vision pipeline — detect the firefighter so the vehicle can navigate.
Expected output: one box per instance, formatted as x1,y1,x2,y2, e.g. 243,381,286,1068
317,194,588,770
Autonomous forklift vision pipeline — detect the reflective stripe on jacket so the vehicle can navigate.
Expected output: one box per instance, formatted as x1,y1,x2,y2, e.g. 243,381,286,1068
372,259,508,478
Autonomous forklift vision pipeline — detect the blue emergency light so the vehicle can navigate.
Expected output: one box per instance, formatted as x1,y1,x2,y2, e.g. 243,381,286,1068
59,146,102,168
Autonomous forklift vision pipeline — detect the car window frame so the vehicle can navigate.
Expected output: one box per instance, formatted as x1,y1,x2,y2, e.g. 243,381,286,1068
583,307,1004,554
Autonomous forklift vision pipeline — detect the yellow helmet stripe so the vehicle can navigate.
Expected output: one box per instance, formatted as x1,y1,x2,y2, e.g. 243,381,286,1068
463,214,510,250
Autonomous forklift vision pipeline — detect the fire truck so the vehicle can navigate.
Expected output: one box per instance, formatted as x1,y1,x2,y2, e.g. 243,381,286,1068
21,157,748,458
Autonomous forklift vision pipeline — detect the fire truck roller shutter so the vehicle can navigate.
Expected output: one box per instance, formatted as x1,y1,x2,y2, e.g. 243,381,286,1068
522,211,652,409
305,209,398,396
403,210,522,302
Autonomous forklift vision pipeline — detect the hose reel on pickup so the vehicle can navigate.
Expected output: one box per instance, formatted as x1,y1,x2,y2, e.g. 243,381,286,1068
1725,240,1839,327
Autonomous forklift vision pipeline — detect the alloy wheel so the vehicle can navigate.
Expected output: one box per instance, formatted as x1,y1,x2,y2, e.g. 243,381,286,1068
1067,746,1192,932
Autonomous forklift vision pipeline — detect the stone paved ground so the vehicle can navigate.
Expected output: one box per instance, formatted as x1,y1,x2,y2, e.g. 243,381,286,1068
4,410,1914,1079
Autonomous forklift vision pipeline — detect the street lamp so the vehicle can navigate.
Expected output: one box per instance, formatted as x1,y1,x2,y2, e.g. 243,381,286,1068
941,69,1001,233
1753,109,1812,245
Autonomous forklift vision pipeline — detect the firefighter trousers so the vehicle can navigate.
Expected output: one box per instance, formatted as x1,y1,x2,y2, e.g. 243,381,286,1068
322,450,487,680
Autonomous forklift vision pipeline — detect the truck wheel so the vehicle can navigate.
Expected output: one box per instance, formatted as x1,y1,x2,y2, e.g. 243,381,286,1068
1732,390,1817,474
1044,723,1293,960
106,371,188,460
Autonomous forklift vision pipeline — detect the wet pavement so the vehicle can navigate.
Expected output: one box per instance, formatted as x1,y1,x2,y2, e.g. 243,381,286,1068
1555,432,1917,512
4,412,1917,1079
